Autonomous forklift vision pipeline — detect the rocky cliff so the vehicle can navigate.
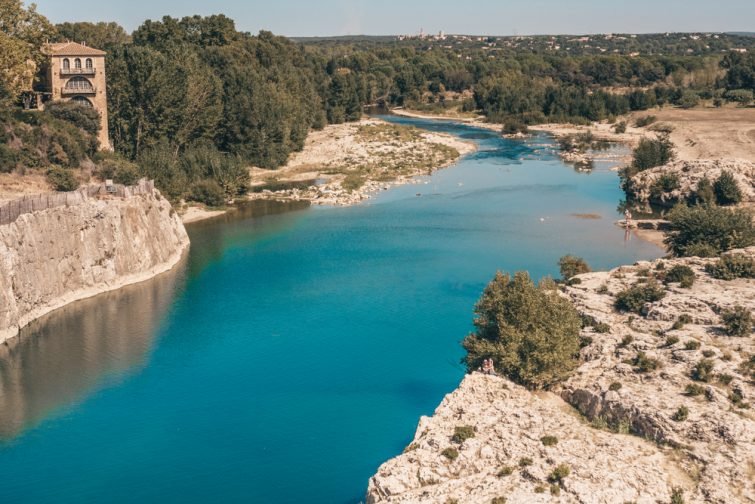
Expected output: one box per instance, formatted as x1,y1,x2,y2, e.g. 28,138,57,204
0,185,189,344
368,249,755,504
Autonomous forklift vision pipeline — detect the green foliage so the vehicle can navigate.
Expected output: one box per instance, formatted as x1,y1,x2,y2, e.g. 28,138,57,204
540,435,558,446
672,406,689,421
671,487,685,504
663,335,680,346
634,115,657,127
724,89,753,105
0,143,18,172
462,271,582,389
44,101,101,137
650,173,680,202
713,171,742,206
502,120,528,135
683,340,700,351
612,121,627,134
691,359,714,382
631,135,676,172
678,90,700,109
614,282,666,314
705,254,755,280
95,154,140,185
664,265,695,287
518,457,533,467
547,464,570,483
441,447,458,461
497,466,513,477
46,166,78,191
558,255,591,280
491,498,507,504
188,180,226,207
609,382,622,391
664,204,755,257
692,176,716,206
451,425,475,444
632,352,661,373
684,383,705,396
721,306,752,336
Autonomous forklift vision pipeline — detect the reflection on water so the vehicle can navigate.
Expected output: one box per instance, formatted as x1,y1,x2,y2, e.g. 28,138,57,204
0,257,186,439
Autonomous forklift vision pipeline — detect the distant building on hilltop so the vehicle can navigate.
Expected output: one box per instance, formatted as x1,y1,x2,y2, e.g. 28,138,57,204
41,41,111,150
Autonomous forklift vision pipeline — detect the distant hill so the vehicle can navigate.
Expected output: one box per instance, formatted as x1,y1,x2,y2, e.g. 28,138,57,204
726,32,755,37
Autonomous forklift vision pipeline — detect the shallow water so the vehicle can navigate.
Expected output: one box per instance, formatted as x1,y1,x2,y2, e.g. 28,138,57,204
0,117,660,503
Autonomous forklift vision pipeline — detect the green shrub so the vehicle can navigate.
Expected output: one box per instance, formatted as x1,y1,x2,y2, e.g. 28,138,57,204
721,306,753,336
671,487,685,504
597,284,609,294
717,373,734,385
633,352,661,373
618,334,634,348
692,176,716,206
664,265,695,287
634,115,657,128
614,282,666,314
534,485,546,494
613,121,627,134
491,498,507,504
44,101,101,137
502,120,528,135
702,349,715,358
663,335,680,347
462,271,582,389
713,171,742,206
684,383,705,396
559,255,591,280
630,134,675,173
0,144,18,172
691,359,714,382
188,180,226,207
550,484,561,496
547,464,570,483
46,166,78,191
609,382,622,391
452,425,475,444
518,457,533,467
441,447,459,461
683,340,701,351
497,466,514,477
672,406,689,421
725,89,753,106
650,173,681,201
593,322,611,333
705,254,755,280
540,435,558,446
664,204,755,257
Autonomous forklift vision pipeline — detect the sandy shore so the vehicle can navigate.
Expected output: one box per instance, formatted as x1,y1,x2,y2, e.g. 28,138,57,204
181,205,228,224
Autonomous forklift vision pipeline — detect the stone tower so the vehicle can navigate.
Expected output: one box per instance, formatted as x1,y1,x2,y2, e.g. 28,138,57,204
43,41,111,150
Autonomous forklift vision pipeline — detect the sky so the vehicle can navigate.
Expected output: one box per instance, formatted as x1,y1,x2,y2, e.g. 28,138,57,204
33,0,755,37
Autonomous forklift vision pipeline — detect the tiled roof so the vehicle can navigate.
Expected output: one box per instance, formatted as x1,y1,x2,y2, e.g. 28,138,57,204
43,42,106,57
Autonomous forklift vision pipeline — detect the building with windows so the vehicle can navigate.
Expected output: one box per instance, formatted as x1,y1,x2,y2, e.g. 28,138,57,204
42,41,111,150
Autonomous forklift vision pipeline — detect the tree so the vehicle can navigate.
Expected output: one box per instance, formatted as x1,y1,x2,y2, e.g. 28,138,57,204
664,204,755,257
631,134,675,172
45,101,101,136
55,21,131,49
713,170,742,206
462,271,581,389
558,255,591,281
0,0,56,96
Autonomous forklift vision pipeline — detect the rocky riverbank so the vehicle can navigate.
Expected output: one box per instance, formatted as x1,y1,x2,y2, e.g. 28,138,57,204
247,118,475,207
368,249,755,504
0,185,189,344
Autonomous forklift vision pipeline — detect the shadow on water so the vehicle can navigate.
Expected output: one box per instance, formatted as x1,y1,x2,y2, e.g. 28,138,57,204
0,257,187,440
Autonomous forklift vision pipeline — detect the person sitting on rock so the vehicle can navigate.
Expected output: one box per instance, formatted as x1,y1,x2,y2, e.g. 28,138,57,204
486,359,497,376
478,358,490,373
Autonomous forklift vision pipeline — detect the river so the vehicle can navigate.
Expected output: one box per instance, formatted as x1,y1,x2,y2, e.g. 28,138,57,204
0,117,661,503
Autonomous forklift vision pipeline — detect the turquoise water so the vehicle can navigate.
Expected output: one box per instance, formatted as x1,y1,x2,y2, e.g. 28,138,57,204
0,117,661,503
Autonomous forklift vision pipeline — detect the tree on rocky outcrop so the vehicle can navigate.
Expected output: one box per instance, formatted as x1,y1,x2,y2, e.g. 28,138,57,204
664,204,755,257
462,271,581,389
713,170,743,206
558,255,591,282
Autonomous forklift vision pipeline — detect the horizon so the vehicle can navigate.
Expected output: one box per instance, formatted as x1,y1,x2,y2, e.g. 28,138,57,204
33,0,755,37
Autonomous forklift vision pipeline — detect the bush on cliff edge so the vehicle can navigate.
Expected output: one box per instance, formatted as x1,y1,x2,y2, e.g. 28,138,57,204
462,271,581,389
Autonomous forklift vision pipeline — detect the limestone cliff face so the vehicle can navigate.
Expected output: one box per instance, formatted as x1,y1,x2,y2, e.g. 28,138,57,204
368,249,755,504
0,188,189,344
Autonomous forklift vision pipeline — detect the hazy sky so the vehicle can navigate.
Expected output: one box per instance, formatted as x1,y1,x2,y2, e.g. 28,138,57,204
34,0,755,36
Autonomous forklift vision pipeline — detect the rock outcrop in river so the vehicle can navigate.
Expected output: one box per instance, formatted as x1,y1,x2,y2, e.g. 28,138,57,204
368,249,755,504
0,182,189,344
625,158,755,207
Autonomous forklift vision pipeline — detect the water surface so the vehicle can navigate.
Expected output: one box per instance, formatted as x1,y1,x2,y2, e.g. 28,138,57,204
0,117,660,503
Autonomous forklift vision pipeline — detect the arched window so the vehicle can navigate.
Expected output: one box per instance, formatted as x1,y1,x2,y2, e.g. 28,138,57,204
62,58,70,70
65,76,94,92
72,96,94,108
85,58,93,69
74,58,81,69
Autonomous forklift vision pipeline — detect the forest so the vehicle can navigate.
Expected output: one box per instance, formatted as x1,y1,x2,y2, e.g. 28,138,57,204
1,0,754,203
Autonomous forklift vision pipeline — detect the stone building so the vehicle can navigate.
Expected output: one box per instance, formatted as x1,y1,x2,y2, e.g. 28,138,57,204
42,41,111,150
